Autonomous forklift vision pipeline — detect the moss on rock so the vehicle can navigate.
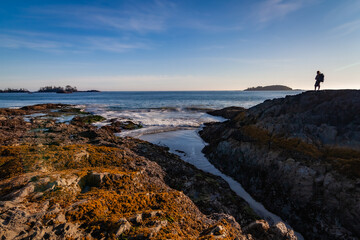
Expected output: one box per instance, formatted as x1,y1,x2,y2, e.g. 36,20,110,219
71,115,106,125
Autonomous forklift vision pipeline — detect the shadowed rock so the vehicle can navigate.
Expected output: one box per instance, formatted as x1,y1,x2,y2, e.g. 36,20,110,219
201,90,360,239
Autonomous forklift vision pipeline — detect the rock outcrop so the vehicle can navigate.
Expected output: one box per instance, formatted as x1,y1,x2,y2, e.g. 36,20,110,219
0,103,296,239
201,90,360,239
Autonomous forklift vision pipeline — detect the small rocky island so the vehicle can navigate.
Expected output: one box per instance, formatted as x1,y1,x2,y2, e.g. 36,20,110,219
244,85,292,91
0,86,100,94
201,90,360,239
0,88,30,93
39,85,100,93
0,104,296,239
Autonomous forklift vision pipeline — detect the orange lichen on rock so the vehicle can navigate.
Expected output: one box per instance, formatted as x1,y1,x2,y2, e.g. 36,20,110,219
271,136,321,159
0,143,246,239
239,124,360,175
240,124,320,159
65,188,243,239
67,189,205,239
324,147,360,178
1,105,275,239
0,144,136,180
241,125,271,144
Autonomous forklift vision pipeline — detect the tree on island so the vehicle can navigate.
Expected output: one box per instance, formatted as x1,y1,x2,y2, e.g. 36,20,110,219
38,85,78,93
38,86,64,92
65,85,77,92
0,88,29,93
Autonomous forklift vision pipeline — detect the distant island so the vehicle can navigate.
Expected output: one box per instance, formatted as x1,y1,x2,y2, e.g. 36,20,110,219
244,85,292,91
38,86,72,93
1,86,100,94
39,85,100,93
39,85,78,93
0,88,30,93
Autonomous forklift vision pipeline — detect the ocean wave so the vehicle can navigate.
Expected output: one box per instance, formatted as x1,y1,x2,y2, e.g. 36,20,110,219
88,106,224,138
98,105,215,113
149,107,181,112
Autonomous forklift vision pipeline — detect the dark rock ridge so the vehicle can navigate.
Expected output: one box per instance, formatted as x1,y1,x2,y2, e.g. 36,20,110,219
0,103,297,239
200,90,360,239
244,85,292,91
208,106,246,119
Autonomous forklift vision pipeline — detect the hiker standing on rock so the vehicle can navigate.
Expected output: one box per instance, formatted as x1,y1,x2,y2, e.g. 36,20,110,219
315,70,324,91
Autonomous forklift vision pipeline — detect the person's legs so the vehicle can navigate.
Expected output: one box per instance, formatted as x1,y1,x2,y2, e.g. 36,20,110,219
315,82,320,91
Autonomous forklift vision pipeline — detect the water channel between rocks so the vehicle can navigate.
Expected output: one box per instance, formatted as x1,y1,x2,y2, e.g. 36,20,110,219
139,129,304,240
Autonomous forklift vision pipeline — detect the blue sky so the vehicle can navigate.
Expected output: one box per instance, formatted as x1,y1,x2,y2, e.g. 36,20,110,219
1,0,359,91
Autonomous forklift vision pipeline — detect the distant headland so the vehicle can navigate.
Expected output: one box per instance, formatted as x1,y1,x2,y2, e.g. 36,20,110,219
0,85,100,93
244,85,292,91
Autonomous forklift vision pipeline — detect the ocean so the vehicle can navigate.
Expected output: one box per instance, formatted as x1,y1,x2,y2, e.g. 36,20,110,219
0,91,301,137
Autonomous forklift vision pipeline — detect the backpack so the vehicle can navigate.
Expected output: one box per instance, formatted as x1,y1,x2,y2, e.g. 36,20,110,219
319,73,324,82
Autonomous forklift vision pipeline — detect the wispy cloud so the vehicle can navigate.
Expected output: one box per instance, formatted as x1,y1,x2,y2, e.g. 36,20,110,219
202,56,296,64
325,0,360,23
178,18,243,32
0,34,71,53
84,37,148,53
254,0,305,23
92,14,165,32
30,1,176,33
199,45,226,51
335,61,360,71
0,32,147,53
29,1,245,34
332,19,360,36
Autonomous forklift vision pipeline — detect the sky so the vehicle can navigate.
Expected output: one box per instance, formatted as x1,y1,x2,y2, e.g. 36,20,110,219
0,0,359,91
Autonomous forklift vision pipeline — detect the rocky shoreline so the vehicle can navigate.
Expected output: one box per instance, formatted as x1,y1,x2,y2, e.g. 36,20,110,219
0,104,296,239
200,90,360,240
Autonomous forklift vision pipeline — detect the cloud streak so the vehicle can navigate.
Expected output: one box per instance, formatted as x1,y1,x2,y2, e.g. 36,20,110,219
332,19,360,36
2,1,248,54
335,61,360,71
0,34,71,53
201,56,296,64
85,37,148,53
254,0,304,23
0,32,147,53
29,1,245,34
30,1,175,34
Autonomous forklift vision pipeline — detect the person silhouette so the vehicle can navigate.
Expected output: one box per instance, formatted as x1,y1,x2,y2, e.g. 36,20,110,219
315,70,324,91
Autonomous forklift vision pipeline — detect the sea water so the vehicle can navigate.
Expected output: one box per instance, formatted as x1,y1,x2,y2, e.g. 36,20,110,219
0,90,303,238
0,91,300,134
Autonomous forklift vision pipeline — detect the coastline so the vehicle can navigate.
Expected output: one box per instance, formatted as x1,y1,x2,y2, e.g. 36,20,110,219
0,103,298,239
4,90,358,239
